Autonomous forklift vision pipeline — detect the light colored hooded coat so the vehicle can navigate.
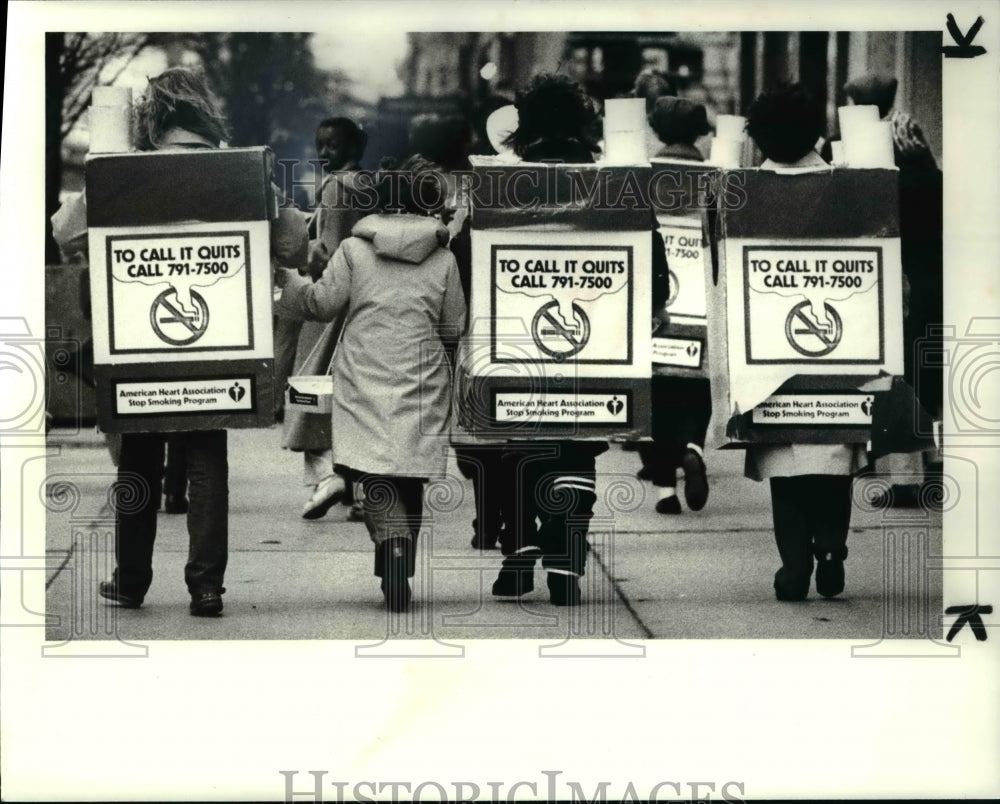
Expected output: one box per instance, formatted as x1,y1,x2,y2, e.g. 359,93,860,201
277,214,466,478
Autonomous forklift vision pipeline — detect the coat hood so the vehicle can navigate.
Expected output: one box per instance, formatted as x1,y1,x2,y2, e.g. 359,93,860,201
352,214,450,264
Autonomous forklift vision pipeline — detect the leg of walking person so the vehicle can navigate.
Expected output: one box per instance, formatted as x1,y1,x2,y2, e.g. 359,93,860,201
363,475,424,611
184,429,228,616
101,432,165,607
675,378,711,512
301,448,345,520
809,475,853,598
768,476,814,601
492,446,544,597
455,445,503,550
638,439,680,514
537,442,598,607
163,435,189,514
644,376,685,514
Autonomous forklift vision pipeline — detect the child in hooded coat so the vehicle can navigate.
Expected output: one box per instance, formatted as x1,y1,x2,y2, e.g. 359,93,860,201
275,157,466,611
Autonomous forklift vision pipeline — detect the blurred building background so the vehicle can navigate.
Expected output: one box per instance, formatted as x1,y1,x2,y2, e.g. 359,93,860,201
399,30,941,161
51,29,942,232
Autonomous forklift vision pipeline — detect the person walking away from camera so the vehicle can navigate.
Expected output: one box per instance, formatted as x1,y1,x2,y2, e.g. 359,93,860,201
429,125,508,551
488,74,669,605
52,68,309,616
275,156,466,611
637,96,714,515
278,117,371,520
743,83,866,601
631,68,678,162
843,74,944,506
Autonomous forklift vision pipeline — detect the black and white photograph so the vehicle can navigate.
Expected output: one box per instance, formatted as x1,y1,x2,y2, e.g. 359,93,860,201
2,1,998,801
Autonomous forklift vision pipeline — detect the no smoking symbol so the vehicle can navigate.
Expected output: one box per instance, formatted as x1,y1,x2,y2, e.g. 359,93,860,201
531,300,590,360
150,288,210,346
664,269,680,308
784,301,842,357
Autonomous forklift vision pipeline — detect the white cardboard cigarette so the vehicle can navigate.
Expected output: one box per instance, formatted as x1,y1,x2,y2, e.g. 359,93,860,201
602,129,647,164
88,105,133,154
709,136,743,168
91,85,132,107
715,114,747,140
837,104,880,132
837,105,879,153
604,98,647,133
845,120,895,168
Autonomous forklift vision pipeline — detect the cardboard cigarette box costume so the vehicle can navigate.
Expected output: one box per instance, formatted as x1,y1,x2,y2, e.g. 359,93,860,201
85,147,277,432
708,167,904,444
649,158,718,379
459,160,653,439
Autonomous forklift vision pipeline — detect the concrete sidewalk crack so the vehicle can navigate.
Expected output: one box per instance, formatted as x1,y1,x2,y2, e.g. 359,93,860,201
589,542,655,639
45,499,114,590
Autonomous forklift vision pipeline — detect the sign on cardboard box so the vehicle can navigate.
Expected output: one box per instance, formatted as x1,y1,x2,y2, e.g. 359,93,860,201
647,158,716,379
462,162,653,438
86,148,276,432
707,168,904,444
653,213,709,378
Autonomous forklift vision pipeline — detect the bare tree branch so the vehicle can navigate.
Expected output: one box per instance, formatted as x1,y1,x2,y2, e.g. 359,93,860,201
58,33,152,140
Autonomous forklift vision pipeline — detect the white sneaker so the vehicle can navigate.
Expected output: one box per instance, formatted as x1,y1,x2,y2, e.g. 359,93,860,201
302,474,346,519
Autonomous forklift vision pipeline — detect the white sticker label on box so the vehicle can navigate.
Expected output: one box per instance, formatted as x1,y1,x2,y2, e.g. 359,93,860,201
652,337,703,368
494,392,629,423
115,378,253,415
751,393,875,425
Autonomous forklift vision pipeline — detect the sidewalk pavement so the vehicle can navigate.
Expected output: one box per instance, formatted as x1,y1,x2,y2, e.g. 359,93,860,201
42,425,942,644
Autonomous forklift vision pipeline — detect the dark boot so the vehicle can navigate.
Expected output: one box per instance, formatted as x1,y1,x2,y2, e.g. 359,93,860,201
546,571,582,607
681,448,709,512
770,478,814,601
492,549,540,597
812,476,852,599
376,538,412,612
774,566,812,601
815,554,846,598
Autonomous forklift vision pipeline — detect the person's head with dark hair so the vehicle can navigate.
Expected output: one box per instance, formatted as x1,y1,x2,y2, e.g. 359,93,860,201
504,73,600,162
746,82,825,165
650,96,710,147
409,114,471,171
632,69,677,115
316,116,368,173
844,74,898,119
133,67,230,152
375,154,446,216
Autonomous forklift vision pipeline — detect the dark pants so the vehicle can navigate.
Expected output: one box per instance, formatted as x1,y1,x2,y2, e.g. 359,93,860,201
638,376,711,487
361,475,424,578
454,444,504,544
498,442,602,576
114,430,228,597
769,475,852,577
163,436,187,499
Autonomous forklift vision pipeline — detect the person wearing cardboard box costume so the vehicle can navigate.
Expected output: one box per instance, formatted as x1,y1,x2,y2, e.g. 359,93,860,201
741,84,869,602
842,74,944,506
637,96,714,515
489,74,670,606
275,156,466,612
53,69,309,617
